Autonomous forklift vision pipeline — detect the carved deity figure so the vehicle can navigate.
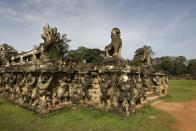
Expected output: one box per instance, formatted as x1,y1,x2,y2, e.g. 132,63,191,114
131,73,142,105
52,76,70,106
15,74,23,98
105,28,122,58
4,73,16,96
37,73,53,108
26,73,37,104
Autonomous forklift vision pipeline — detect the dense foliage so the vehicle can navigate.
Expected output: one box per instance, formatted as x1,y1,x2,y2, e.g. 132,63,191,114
46,35,105,64
0,44,18,65
68,46,105,64
126,46,195,76
187,59,196,76
47,34,70,59
153,56,195,76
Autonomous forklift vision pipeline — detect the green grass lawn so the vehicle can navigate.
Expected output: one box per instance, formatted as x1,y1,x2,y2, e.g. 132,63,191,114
162,80,196,102
0,98,173,131
2,80,196,131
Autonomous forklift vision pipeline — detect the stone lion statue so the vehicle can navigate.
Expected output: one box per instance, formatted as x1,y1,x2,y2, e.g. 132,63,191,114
105,28,122,58
41,24,62,52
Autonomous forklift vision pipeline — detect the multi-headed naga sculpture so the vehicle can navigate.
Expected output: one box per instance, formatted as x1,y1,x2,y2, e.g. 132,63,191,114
41,24,62,51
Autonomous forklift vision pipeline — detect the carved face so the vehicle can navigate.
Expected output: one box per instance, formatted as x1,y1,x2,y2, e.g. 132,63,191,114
111,28,121,38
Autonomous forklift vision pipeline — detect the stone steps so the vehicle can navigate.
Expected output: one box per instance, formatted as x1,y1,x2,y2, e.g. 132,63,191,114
150,99,163,106
146,91,156,97
147,95,160,104
140,91,161,105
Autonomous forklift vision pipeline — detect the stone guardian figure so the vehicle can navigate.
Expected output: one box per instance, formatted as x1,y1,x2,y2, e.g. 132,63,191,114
105,28,122,58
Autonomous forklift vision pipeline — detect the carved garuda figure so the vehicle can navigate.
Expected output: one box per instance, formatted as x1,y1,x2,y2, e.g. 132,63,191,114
41,24,62,52
105,28,122,58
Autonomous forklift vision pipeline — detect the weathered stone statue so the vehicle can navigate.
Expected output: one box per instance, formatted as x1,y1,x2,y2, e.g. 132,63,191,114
134,46,152,66
105,28,122,58
41,24,62,52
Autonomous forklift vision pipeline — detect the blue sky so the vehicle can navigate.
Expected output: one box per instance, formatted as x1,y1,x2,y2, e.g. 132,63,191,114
0,0,196,59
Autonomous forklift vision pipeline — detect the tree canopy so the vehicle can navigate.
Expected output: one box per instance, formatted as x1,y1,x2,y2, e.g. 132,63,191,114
68,46,105,64
126,45,195,76
0,44,18,65
47,34,70,59
153,56,195,76
187,59,196,76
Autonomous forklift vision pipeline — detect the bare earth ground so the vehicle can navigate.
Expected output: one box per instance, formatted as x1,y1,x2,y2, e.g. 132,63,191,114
153,99,196,131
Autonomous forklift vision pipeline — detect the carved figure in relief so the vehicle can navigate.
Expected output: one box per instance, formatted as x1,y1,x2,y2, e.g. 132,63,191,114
37,73,53,108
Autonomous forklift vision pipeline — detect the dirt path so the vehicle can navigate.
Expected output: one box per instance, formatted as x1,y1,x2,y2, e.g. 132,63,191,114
153,99,196,131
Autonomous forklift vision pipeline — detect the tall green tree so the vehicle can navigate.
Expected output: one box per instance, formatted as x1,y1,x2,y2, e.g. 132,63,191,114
0,44,18,65
173,56,187,75
47,34,70,59
153,56,175,74
187,59,196,76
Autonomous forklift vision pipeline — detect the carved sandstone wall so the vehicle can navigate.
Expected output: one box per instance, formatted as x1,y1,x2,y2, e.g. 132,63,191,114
0,25,168,116
0,62,168,116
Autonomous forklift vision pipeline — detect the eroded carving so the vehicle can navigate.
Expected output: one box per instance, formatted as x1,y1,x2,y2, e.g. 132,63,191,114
41,24,62,52
134,46,152,66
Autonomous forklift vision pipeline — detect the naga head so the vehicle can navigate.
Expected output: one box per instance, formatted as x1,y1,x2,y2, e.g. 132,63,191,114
41,24,62,52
